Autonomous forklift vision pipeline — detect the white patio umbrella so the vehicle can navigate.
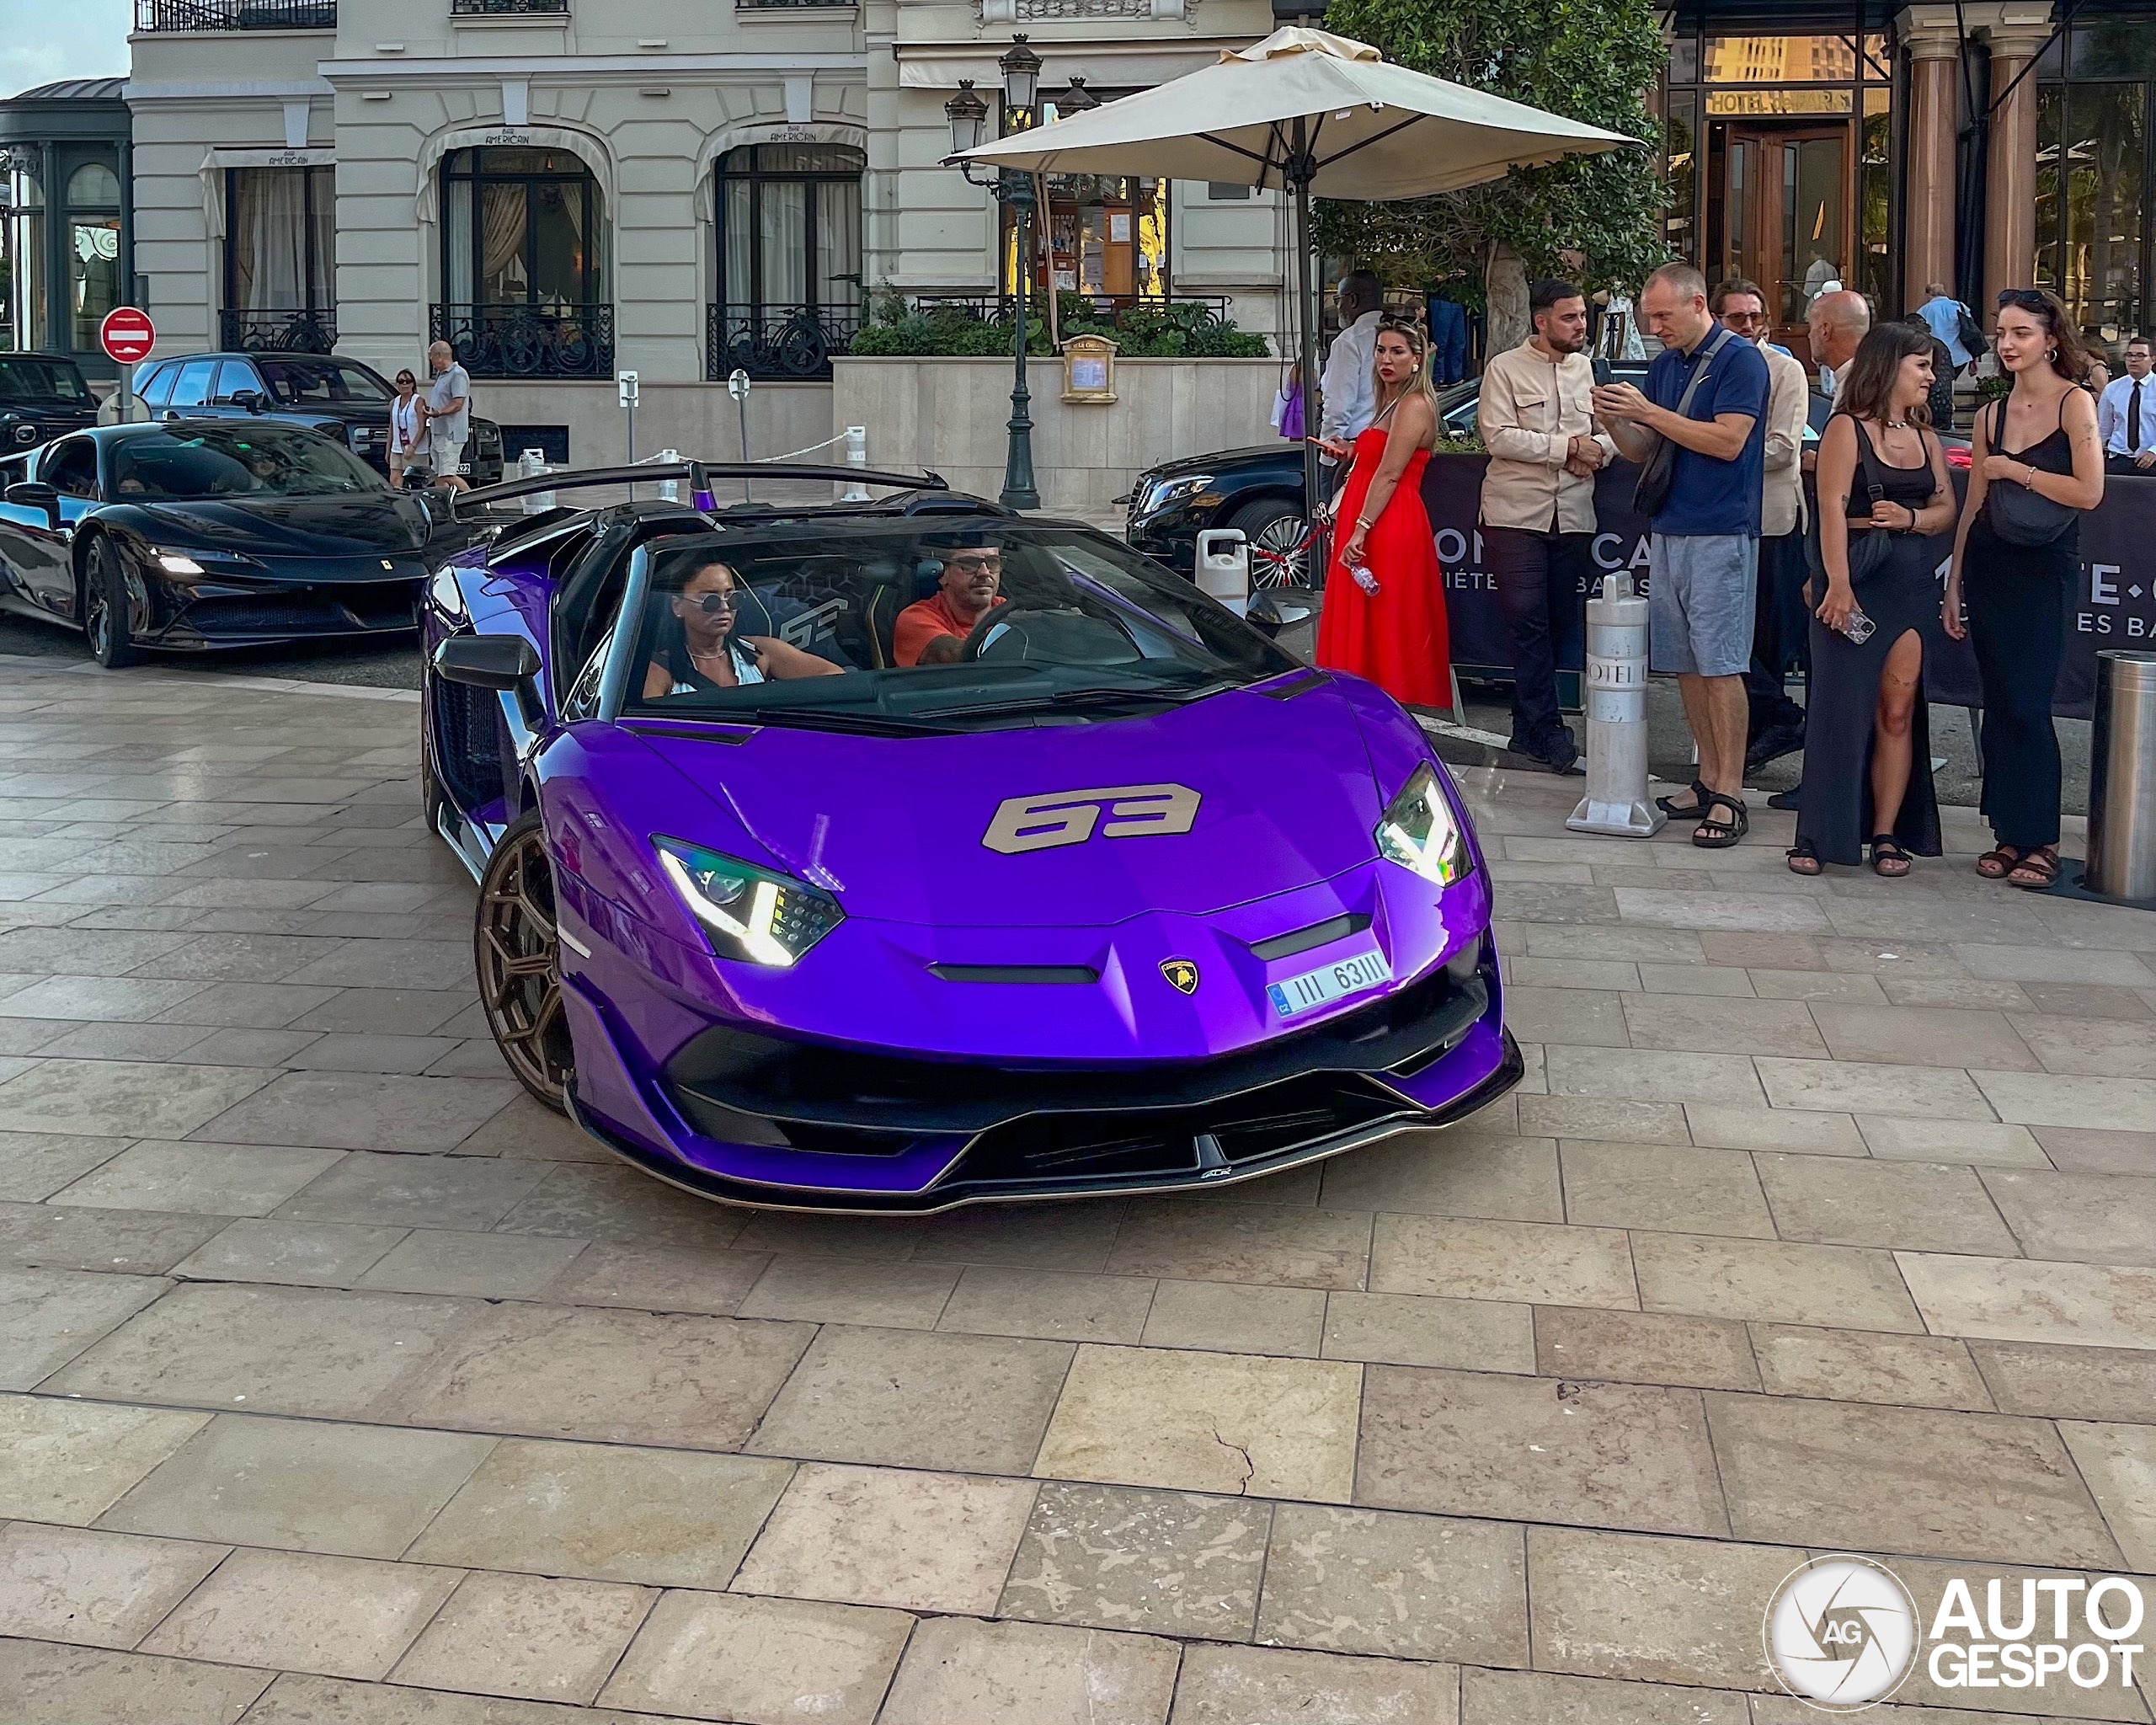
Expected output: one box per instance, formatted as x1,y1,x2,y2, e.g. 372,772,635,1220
951,27,1640,534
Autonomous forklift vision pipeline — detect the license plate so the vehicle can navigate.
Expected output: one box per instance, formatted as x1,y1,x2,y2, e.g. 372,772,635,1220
1267,948,1392,1020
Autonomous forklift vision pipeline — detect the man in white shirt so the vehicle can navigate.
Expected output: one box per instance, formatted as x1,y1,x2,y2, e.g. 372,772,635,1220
1476,278,1613,772
1714,276,1810,771
1317,271,1384,494
2098,336,2156,477
425,340,473,493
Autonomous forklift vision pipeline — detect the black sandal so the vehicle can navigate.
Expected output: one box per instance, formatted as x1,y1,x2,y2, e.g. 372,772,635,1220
1657,777,1710,820
1786,841,1823,876
2006,844,2060,890
1975,844,2023,880
1692,791,1748,850
1869,834,1913,879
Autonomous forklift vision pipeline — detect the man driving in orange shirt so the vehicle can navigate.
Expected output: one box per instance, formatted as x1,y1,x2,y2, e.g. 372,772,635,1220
894,536,1005,666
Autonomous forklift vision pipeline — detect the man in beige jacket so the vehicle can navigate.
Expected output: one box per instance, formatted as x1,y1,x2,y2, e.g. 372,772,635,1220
1710,277,1811,771
1477,279,1616,772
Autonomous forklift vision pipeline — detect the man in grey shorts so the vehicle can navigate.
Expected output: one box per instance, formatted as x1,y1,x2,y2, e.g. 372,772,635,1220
1591,261,1769,847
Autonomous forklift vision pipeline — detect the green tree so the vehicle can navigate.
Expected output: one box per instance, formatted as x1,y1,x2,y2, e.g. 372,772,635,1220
1311,0,1666,349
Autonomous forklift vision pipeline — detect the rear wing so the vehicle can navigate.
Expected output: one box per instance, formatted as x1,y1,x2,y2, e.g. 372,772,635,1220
448,460,947,520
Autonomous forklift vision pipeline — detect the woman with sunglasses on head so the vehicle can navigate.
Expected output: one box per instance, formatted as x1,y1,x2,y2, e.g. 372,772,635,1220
643,554,840,699
1786,323,1955,879
1944,288,2105,889
1313,317,1451,711
388,368,427,487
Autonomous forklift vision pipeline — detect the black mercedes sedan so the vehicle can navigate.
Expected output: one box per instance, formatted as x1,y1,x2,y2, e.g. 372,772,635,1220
0,420,438,667
0,353,100,456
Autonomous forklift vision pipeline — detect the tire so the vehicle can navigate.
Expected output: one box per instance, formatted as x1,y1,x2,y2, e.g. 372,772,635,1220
475,810,574,1112
1228,498,1310,591
83,538,142,669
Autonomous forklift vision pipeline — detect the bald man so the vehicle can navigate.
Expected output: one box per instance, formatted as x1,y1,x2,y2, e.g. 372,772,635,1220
426,340,472,493
1807,291,1871,407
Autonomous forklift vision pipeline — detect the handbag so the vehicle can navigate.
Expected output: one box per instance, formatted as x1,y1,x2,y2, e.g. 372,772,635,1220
1954,303,1989,361
1632,324,1735,519
1803,414,1897,588
1983,399,2079,547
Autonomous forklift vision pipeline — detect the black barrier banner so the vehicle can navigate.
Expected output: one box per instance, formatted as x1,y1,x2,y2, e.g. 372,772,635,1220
1421,455,2156,721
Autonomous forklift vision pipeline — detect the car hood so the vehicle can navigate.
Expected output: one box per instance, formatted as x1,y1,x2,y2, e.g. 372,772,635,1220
126,492,432,555
632,680,1393,927
1140,444,1285,485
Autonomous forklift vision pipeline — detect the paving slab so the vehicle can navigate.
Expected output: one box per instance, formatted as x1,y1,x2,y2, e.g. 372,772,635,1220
597,1589,912,1725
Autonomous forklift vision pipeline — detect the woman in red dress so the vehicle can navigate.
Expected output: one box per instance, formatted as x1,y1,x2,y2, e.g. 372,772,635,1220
1315,318,1451,711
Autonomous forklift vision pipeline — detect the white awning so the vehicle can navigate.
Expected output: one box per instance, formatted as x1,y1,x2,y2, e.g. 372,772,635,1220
197,147,335,242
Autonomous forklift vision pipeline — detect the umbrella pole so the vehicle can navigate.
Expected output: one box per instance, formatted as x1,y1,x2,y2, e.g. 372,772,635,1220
1293,121,1324,592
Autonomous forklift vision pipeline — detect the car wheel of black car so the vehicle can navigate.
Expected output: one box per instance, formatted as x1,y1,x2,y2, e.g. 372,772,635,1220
1229,499,1310,591
476,810,574,1112
83,539,142,670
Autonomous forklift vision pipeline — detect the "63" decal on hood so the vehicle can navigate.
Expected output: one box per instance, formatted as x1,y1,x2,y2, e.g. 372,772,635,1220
983,783,1201,855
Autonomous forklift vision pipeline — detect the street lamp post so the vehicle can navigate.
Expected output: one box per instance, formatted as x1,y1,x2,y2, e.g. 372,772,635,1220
948,35,1045,512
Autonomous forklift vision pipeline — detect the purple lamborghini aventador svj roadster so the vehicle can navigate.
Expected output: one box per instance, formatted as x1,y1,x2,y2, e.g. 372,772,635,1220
421,462,1518,1213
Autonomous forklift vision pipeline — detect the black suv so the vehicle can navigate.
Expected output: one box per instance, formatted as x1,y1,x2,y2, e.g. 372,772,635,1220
131,352,505,487
0,353,100,454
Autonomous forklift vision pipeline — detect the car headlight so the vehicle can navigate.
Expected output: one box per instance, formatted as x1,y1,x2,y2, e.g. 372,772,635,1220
1374,761,1472,887
1144,473,1214,514
153,546,256,575
654,836,843,967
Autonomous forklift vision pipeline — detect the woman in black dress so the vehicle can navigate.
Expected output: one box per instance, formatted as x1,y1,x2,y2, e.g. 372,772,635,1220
1943,288,2105,889
1788,323,1958,877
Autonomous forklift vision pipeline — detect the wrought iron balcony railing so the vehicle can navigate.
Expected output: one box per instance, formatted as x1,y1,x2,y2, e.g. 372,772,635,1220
707,302,862,382
430,303,615,380
451,0,568,13
219,307,337,355
135,0,336,30
901,287,1235,327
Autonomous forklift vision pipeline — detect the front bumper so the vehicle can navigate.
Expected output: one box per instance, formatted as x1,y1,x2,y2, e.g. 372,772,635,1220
145,574,423,649
561,933,1517,1214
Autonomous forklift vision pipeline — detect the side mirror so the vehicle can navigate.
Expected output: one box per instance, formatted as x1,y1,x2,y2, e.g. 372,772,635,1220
434,632,541,693
4,481,61,528
229,391,265,414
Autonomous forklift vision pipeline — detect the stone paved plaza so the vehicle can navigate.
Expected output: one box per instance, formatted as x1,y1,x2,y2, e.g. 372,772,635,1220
4,653,2156,1724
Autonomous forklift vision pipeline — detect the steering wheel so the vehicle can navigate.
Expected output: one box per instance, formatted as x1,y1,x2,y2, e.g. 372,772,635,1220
958,604,1059,661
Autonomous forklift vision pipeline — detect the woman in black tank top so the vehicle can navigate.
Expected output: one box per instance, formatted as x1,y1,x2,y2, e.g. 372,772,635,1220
1945,288,2106,889
1788,324,1957,877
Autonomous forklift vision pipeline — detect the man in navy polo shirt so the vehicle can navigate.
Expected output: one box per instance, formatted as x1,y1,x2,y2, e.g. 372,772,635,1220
1593,260,1769,848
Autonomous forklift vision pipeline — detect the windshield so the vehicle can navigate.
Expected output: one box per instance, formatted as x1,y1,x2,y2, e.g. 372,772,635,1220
256,357,392,408
111,426,387,499
620,521,1297,734
0,358,89,403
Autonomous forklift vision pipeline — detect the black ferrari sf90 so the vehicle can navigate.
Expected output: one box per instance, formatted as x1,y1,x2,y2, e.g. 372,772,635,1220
0,419,443,667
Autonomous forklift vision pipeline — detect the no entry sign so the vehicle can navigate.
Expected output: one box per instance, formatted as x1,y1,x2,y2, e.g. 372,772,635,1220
99,307,156,366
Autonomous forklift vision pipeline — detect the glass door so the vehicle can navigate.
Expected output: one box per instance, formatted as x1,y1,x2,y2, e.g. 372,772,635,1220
1724,125,1850,362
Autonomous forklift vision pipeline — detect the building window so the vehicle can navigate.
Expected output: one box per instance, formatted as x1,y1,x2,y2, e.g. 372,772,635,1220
65,162,121,355
7,159,42,355
224,166,336,352
711,142,863,381
437,146,611,378
2038,33,2153,359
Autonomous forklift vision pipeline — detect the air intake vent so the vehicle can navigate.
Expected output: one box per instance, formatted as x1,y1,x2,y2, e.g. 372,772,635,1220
1248,912,1373,964
928,964,1099,985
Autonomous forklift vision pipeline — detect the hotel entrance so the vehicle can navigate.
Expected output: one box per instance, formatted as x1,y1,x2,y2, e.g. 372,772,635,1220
1665,29,1895,371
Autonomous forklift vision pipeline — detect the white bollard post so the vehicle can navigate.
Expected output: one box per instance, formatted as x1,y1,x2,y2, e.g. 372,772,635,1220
1194,528,1250,616
520,448,555,515
1566,571,1666,838
656,449,680,504
842,425,869,502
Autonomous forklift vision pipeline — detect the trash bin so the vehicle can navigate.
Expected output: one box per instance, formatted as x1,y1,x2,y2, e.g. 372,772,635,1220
2087,649,2156,901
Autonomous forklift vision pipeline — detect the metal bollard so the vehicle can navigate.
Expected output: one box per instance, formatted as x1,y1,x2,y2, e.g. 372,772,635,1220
1566,571,1666,838
2086,649,2156,900
656,449,680,504
842,426,870,502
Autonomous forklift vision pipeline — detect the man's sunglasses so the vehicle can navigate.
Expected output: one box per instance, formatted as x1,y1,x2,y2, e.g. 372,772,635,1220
947,553,1002,569
1721,310,1768,325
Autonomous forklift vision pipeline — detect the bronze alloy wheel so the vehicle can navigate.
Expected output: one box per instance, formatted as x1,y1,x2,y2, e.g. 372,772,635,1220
476,813,574,1110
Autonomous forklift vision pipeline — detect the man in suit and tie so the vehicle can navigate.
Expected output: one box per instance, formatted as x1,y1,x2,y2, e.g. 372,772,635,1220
2098,336,2156,478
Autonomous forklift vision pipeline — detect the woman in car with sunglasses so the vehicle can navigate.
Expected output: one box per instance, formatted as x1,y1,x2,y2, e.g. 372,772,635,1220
1943,287,2105,890
643,553,841,698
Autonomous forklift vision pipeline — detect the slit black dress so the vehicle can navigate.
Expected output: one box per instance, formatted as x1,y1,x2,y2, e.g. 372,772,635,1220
1794,419,1945,867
